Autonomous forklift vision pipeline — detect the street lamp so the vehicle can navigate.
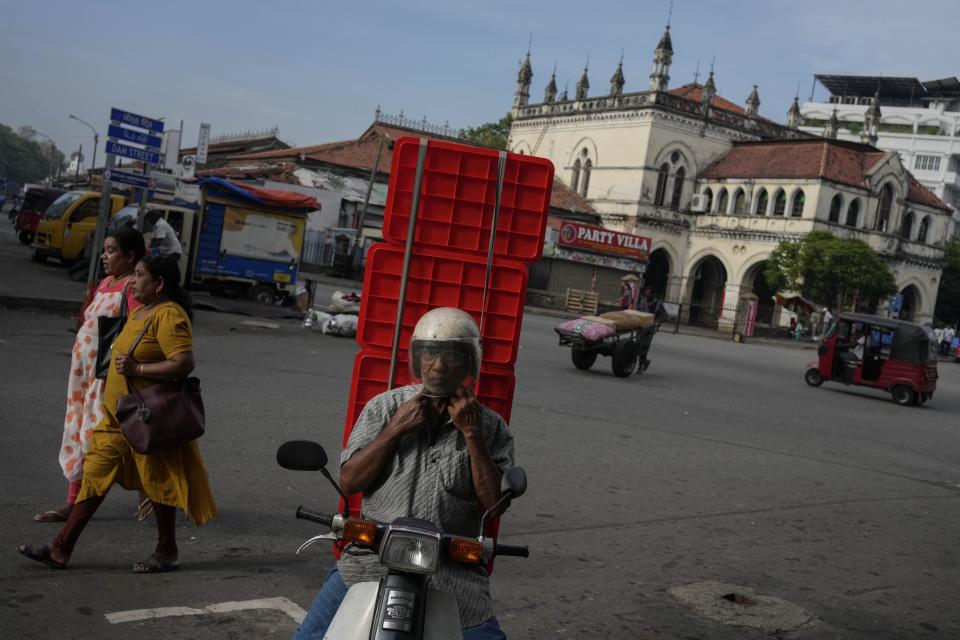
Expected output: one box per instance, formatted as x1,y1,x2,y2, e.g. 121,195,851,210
69,114,99,172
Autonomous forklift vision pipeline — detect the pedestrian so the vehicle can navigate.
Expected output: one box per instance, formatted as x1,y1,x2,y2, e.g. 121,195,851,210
18,255,217,572
293,307,515,639
145,210,183,264
943,326,956,356
619,274,640,310
33,227,146,523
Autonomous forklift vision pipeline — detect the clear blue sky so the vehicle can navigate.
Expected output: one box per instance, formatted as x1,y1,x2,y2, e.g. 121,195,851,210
2,0,955,168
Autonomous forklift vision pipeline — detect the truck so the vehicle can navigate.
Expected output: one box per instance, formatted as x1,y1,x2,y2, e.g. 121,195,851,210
187,178,319,304
32,191,127,263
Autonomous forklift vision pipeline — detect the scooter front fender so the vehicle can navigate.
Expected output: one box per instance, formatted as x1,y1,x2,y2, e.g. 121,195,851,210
325,581,462,639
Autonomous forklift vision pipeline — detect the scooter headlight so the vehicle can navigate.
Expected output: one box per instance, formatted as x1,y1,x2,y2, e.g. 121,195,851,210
379,528,441,574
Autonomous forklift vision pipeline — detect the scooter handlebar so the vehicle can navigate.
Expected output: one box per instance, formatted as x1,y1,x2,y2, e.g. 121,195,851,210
494,543,529,558
296,506,333,528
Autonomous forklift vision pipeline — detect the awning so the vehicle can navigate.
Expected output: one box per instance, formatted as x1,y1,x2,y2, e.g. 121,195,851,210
196,177,320,211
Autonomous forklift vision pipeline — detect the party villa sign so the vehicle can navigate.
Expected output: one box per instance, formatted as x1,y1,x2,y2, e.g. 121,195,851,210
557,222,652,261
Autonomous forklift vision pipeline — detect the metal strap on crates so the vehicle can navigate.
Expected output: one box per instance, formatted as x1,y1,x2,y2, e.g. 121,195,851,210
387,138,429,391
478,151,508,355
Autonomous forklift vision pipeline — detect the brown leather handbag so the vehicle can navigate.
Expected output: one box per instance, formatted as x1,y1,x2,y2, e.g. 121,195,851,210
116,319,205,454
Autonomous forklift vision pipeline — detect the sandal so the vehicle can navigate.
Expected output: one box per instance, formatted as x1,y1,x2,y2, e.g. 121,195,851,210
133,552,179,574
33,507,71,523
135,497,154,522
17,544,67,569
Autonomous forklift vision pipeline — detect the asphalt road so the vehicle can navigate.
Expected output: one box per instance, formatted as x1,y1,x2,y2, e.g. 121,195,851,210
2,275,960,638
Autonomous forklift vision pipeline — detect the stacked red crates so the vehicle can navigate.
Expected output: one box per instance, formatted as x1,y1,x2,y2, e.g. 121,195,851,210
342,136,554,524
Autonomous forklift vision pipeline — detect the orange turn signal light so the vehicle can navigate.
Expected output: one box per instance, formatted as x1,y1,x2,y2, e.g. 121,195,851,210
343,519,377,546
448,537,483,565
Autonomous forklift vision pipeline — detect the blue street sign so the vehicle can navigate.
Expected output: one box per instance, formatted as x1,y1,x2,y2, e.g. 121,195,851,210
106,140,162,165
108,124,162,150
103,168,152,189
110,107,164,134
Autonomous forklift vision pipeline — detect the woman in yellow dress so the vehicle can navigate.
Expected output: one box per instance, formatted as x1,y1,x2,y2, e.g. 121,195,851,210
19,255,217,572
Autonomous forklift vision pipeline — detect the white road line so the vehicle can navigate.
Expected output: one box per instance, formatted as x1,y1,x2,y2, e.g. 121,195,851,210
105,597,307,625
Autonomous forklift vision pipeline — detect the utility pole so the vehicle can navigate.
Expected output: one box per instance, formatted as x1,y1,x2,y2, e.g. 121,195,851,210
69,114,100,173
355,131,389,253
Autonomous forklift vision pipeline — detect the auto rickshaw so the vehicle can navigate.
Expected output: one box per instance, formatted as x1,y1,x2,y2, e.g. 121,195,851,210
804,312,938,405
12,186,65,245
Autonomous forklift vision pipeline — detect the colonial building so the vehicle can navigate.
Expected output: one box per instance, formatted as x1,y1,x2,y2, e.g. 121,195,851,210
508,26,955,324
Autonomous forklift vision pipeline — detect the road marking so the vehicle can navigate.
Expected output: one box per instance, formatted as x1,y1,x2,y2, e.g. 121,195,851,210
105,597,307,624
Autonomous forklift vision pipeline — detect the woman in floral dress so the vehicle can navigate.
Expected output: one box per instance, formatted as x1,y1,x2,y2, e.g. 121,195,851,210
33,227,145,522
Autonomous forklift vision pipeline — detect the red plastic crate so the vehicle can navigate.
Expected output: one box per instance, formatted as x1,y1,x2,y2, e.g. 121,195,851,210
383,137,554,263
342,349,516,444
357,243,528,367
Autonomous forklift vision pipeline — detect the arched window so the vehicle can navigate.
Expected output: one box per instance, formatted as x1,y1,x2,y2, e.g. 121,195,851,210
755,188,769,215
654,163,669,206
733,188,747,214
828,194,843,223
790,190,805,217
703,188,714,212
900,211,914,239
875,184,893,231
916,216,930,243
581,159,592,197
671,167,685,210
772,189,787,216
717,188,729,214
571,160,581,194
846,199,860,226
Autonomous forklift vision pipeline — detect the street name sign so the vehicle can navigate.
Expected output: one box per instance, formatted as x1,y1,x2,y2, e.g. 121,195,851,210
108,124,162,150
110,108,164,134
103,168,151,189
106,140,163,165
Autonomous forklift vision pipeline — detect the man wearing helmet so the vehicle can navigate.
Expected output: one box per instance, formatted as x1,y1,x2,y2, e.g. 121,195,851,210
294,307,516,640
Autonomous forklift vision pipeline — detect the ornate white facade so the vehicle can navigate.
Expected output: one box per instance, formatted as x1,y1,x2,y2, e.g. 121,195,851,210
508,28,954,324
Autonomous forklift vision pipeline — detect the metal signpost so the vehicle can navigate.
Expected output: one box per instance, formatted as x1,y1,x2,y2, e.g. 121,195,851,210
86,108,164,288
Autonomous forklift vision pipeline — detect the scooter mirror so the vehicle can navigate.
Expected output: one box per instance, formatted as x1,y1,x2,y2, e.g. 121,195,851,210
501,466,527,498
277,441,328,471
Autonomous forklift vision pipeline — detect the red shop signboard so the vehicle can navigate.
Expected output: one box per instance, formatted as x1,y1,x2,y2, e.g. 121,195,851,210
557,222,651,261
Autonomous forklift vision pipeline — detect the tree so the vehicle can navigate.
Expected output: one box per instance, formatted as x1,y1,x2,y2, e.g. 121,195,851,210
765,231,898,310
459,113,512,150
0,123,65,184
934,236,960,324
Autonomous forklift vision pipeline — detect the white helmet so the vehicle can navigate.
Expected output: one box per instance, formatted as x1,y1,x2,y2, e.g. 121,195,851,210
409,307,482,397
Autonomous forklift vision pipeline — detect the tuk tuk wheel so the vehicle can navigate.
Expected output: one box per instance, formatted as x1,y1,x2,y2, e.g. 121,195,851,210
611,340,639,377
804,368,824,387
17,231,33,245
571,347,597,370
891,386,916,406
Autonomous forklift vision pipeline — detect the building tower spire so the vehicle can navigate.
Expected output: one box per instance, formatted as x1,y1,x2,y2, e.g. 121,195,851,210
702,67,716,105
786,94,802,130
544,62,558,103
513,50,534,114
610,51,625,97
862,91,881,146
576,56,590,101
745,85,760,117
649,24,673,92
824,106,839,139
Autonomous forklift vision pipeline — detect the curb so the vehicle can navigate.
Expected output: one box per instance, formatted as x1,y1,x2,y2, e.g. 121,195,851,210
0,295,80,316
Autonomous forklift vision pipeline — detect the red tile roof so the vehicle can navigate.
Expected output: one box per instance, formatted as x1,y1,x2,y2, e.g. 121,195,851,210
700,139,951,211
231,123,592,215
668,83,747,114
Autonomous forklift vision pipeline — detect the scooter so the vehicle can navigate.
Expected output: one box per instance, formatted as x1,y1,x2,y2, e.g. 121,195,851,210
277,440,529,640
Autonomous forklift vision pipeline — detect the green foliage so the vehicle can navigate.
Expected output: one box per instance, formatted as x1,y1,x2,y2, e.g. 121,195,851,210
459,113,512,150
0,123,65,184
934,236,960,324
765,231,898,309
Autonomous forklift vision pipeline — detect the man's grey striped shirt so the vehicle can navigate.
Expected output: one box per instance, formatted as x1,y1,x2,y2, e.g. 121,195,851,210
337,384,515,627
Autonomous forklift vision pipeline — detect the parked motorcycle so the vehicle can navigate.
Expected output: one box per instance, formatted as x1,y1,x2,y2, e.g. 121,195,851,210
277,440,529,639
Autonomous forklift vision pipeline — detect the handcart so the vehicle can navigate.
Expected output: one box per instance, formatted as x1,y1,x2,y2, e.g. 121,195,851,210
555,310,658,377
